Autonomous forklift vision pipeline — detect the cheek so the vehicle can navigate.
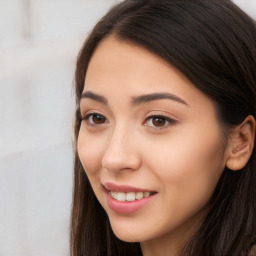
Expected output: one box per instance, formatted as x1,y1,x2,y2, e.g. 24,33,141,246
137,126,226,234
77,126,105,176
145,123,225,196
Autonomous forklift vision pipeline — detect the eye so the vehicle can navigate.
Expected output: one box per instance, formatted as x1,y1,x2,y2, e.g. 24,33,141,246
84,113,108,125
145,115,176,129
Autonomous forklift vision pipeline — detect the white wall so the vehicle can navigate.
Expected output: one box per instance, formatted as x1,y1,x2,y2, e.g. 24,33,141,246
0,1,255,255
0,1,119,255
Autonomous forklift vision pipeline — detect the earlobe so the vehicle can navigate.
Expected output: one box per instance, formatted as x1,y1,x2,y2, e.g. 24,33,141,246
226,115,255,171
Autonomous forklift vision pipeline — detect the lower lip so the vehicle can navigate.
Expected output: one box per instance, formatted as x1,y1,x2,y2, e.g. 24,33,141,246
105,191,156,214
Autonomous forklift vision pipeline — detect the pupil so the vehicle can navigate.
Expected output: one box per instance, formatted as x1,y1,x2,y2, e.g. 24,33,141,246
152,117,165,126
93,114,105,124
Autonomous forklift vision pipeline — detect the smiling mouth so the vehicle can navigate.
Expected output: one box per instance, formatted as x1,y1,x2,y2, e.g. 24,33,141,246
110,191,155,202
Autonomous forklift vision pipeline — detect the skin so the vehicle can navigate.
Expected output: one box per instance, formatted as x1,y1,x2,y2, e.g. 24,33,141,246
77,36,230,255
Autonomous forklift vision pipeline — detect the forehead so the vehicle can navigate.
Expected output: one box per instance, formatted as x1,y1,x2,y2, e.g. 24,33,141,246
84,36,215,113
86,37,189,93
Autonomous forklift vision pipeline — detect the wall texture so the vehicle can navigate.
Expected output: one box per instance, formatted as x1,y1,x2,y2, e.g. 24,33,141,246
0,1,119,255
0,0,255,255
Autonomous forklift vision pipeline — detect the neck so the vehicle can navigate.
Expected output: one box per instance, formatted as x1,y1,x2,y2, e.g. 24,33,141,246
141,238,180,256
140,227,189,256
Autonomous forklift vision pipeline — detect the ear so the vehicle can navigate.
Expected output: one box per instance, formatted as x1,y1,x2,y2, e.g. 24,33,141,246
226,115,255,171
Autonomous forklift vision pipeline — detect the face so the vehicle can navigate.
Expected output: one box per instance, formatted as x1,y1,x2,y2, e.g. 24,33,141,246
77,36,228,251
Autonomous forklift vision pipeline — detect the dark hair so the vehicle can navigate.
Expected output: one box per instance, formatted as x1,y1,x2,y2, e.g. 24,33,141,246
70,0,256,255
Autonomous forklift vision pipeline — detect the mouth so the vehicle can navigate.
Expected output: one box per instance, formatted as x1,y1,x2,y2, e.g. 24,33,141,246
110,191,155,202
103,182,157,214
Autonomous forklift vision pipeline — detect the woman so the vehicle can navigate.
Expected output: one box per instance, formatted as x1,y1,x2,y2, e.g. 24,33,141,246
70,0,256,255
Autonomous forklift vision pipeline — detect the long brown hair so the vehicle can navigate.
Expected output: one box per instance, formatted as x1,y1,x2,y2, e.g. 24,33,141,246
70,1,256,255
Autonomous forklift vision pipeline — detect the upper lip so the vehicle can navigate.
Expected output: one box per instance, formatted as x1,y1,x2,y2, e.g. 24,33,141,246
103,182,155,193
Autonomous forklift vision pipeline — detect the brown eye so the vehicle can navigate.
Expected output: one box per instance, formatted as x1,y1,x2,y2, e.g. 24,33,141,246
92,114,106,124
145,115,176,129
152,117,166,127
85,113,107,125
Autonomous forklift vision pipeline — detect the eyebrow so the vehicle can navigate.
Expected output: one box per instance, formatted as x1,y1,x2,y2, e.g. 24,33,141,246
80,91,108,105
80,91,188,106
131,92,188,106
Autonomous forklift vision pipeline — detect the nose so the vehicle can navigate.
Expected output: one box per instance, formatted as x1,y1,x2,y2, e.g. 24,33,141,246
101,127,141,172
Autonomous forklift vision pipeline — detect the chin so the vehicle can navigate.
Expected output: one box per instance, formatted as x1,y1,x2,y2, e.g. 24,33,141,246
113,231,143,243
110,220,147,243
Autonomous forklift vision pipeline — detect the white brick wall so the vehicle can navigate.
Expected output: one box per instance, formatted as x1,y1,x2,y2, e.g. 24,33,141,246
0,0,255,255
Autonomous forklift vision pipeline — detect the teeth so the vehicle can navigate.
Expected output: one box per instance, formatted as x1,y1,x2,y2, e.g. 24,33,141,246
116,192,126,202
110,191,153,202
110,191,117,200
143,192,150,198
126,192,135,201
135,192,143,200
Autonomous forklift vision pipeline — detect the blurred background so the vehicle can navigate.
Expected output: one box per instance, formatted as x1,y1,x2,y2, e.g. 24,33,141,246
0,0,255,255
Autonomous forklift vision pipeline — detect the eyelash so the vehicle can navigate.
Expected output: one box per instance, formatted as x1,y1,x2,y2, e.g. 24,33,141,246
144,115,176,130
82,113,176,130
82,113,108,126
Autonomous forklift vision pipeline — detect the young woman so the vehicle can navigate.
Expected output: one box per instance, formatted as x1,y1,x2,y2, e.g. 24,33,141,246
70,1,256,255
